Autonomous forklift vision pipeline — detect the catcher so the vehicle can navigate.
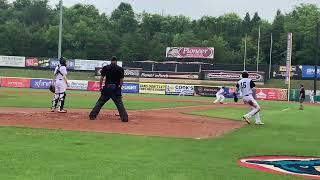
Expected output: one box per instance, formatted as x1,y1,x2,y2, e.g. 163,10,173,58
50,57,69,113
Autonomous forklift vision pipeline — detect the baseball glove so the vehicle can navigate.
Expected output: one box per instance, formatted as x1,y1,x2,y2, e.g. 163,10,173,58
233,92,238,102
49,84,55,93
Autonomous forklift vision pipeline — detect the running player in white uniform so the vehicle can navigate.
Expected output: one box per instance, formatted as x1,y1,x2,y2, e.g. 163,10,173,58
214,87,225,104
51,57,69,113
236,71,264,125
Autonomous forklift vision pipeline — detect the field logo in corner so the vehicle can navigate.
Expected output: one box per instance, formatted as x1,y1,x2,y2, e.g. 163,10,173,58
239,156,320,179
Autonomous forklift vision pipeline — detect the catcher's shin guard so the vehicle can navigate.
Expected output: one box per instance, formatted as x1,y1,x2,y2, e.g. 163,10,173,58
51,94,59,109
58,92,66,111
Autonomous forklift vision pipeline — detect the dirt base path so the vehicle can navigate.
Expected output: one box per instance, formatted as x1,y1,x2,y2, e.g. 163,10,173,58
0,104,245,139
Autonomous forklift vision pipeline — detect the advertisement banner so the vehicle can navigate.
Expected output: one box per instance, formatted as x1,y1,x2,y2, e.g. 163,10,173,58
0,56,25,67
122,83,139,93
140,71,199,80
25,58,39,67
0,77,30,88
272,65,301,79
95,67,141,77
166,47,214,59
166,84,194,96
139,83,166,94
30,79,52,89
285,33,293,84
194,86,220,97
67,80,88,90
301,65,320,78
49,58,75,70
87,81,139,93
87,81,101,91
203,71,264,82
255,88,288,101
75,59,123,71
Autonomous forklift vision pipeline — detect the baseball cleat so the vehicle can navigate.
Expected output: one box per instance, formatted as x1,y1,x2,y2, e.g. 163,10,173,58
255,122,265,125
50,108,55,112
58,109,67,113
243,115,251,124
89,116,96,120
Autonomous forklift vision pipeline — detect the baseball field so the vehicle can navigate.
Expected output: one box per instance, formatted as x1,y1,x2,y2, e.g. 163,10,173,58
0,86,319,180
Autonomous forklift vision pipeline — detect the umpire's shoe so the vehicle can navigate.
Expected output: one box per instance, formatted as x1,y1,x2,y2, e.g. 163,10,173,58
89,115,96,120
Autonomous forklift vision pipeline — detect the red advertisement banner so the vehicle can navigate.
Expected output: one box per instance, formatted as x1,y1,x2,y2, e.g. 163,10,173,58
166,47,214,59
0,77,31,88
87,81,101,91
255,88,287,101
25,58,39,67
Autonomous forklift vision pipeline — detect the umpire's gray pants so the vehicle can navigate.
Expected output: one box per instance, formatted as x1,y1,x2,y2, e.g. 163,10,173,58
90,93,128,122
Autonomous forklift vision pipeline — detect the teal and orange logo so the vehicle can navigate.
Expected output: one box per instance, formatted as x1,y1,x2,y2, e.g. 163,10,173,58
239,156,320,179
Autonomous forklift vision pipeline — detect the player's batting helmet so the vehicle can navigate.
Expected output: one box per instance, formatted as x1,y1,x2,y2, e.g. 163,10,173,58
242,71,249,78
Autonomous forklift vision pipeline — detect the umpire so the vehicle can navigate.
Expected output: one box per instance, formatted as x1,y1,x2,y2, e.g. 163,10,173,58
89,56,128,122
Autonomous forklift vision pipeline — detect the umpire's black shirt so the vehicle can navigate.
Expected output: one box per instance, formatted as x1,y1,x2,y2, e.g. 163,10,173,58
101,64,124,86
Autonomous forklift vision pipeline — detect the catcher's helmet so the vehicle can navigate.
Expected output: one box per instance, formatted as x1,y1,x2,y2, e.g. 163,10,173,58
59,57,67,66
242,71,249,78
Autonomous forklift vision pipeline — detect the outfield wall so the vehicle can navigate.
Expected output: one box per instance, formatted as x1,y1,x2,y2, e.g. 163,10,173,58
0,76,296,101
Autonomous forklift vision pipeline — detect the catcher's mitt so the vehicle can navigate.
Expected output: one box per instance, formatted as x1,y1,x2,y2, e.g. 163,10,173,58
233,92,238,102
49,84,55,93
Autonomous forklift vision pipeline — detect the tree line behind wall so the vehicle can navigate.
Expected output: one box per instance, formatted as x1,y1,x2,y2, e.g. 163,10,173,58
0,0,319,65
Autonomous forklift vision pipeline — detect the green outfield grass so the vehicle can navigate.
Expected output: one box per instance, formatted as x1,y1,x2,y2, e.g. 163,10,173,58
0,88,319,180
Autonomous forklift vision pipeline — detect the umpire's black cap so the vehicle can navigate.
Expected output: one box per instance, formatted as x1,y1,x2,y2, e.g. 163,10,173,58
111,56,117,61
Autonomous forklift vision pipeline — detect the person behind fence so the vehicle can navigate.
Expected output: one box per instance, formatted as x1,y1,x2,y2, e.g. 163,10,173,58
299,84,305,110
51,57,69,113
214,86,226,104
89,56,128,122
310,91,315,104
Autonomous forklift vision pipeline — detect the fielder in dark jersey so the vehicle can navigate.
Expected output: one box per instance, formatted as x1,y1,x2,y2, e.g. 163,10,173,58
89,57,128,122
299,84,305,110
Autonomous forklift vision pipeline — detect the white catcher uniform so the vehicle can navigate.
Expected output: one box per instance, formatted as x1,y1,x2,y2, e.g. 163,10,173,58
51,65,68,112
214,87,225,104
237,78,263,124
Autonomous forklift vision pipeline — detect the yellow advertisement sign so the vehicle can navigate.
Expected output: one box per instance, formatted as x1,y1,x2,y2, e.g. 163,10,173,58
139,83,166,94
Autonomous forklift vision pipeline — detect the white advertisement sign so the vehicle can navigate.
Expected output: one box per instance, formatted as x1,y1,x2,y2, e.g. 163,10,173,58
166,84,194,96
0,56,25,67
74,59,123,71
67,80,88,90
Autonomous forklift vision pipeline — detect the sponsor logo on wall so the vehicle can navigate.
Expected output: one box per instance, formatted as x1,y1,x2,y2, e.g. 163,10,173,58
67,80,88,90
272,65,300,79
30,79,52,89
122,83,139,93
140,71,199,79
255,88,288,101
25,58,39,67
0,77,30,88
49,58,75,70
166,84,194,96
139,83,166,94
204,71,264,82
0,56,26,67
239,156,320,179
95,68,141,77
194,86,220,97
301,65,320,78
74,59,122,71
166,47,214,59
